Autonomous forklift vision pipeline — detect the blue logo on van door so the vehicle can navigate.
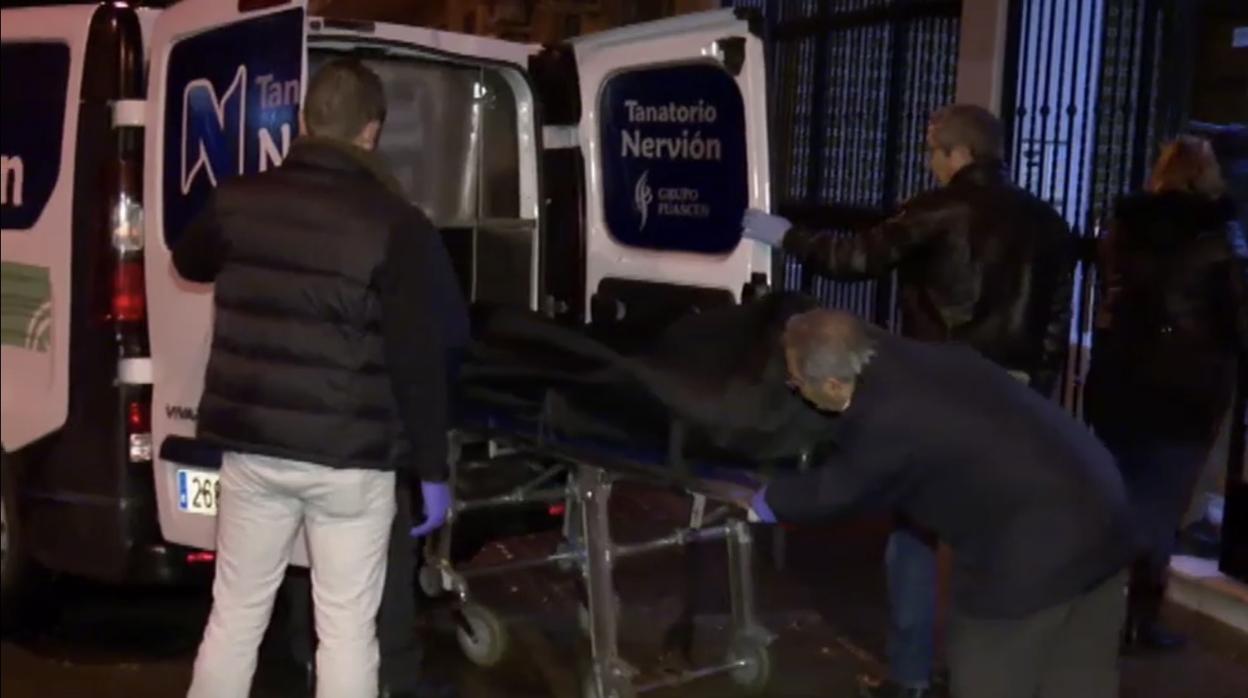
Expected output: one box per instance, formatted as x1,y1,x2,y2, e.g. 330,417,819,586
162,8,303,246
1,43,70,232
599,64,748,254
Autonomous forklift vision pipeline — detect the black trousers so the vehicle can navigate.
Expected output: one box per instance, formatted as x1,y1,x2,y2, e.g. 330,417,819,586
285,477,423,692
948,571,1127,698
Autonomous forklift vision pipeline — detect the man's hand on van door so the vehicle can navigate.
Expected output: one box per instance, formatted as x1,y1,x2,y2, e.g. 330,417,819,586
742,209,792,248
410,481,453,538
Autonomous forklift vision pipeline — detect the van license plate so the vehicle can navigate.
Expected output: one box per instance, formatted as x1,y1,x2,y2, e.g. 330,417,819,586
178,469,221,516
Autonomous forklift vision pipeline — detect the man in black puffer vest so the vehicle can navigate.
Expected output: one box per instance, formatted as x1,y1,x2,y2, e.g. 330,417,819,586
177,59,462,698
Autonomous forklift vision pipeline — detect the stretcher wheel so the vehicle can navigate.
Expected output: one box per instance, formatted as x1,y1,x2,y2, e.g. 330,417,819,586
727,634,772,694
418,565,444,597
456,603,508,668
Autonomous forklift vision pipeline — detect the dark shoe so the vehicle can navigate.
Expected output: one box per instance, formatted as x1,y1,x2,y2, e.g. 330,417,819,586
857,675,938,698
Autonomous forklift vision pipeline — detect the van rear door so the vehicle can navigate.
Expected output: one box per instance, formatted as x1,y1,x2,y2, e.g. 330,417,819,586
569,9,771,319
0,7,94,453
144,0,306,554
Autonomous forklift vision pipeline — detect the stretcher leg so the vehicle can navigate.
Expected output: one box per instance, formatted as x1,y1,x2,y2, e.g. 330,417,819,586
725,518,774,693
727,519,757,632
578,464,636,698
421,435,463,598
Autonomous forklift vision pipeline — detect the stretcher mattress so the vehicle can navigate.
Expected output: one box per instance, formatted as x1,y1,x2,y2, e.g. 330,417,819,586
457,292,839,475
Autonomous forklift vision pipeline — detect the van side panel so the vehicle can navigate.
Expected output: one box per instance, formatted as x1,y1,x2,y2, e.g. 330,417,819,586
0,8,93,454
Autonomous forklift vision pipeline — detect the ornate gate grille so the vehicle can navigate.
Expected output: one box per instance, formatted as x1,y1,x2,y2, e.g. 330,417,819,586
729,0,962,329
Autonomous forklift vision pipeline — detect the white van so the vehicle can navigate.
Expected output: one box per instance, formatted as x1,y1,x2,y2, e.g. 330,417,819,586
0,0,770,620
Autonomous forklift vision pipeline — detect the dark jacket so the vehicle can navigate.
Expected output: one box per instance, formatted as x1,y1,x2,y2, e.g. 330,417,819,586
782,161,1075,393
764,333,1136,618
1087,192,1248,438
172,138,467,480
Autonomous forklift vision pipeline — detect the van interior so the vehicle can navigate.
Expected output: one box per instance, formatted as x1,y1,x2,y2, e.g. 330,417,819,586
309,47,540,313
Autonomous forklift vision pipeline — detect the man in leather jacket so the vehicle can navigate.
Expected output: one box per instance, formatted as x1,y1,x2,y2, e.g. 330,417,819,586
742,104,1075,698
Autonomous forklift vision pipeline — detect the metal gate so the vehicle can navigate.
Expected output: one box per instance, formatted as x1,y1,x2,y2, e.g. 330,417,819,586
728,0,963,329
1001,0,1198,411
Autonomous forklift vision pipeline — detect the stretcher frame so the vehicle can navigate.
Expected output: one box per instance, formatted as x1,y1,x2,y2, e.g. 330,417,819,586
419,419,776,698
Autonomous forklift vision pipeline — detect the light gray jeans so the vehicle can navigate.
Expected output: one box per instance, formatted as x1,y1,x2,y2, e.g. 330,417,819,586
187,452,396,698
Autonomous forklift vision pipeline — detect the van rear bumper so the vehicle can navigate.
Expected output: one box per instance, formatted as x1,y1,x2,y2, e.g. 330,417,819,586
19,488,211,586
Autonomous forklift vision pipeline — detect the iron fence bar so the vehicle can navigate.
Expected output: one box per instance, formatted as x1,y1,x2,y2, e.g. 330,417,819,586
1129,0,1160,190
1023,0,1046,193
1063,0,1098,413
847,22,865,206
874,3,911,327
1044,0,1074,216
771,0,961,39
1114,0,1143,202
1039,0,1062,203
1000,0,1026,169
1066,0,1090,236
801,2,832,294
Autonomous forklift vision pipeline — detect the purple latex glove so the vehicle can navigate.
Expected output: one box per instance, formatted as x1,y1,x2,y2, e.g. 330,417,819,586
410,481,452,538
750,486,777,524
741,209,792,248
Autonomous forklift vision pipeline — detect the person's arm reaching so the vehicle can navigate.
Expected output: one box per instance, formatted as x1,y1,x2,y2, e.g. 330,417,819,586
742,194,953,281
378,213,455,534
172,195,228,283
754,436,911,524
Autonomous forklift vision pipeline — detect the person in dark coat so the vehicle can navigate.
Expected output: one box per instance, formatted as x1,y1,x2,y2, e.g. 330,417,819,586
176,59,462,698
742,104,1075,698
1085,135,1248,651
751,309,1135,698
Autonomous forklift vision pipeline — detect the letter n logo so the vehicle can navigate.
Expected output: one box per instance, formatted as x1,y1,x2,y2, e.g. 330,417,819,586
181,66,247,194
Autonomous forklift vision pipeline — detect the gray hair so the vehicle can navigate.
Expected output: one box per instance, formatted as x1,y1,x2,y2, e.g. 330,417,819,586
929,104,1005,162
783,309,877,383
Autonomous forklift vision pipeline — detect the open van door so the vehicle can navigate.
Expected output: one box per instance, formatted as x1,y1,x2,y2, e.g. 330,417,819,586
569,9,771,321
144,0,306,554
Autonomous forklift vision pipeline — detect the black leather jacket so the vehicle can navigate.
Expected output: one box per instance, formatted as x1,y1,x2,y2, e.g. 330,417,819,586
1087,192,1248,436
782,161,1075,393
1095,192,1247,353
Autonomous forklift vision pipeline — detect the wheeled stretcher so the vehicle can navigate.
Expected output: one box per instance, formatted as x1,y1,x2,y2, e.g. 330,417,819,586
419,404,790,698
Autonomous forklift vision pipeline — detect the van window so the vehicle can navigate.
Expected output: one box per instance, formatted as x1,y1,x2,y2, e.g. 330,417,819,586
309,49,535,308
1,41,71,232
597,63,748,255
308,51,521,224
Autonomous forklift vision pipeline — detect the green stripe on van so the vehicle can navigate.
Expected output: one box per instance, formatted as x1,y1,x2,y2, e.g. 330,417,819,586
0,260,53,352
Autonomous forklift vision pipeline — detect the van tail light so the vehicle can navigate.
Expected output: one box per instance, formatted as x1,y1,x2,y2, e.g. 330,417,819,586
113,257,146,323
186,551,216,565
127,398,152,463
106,155,148,357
